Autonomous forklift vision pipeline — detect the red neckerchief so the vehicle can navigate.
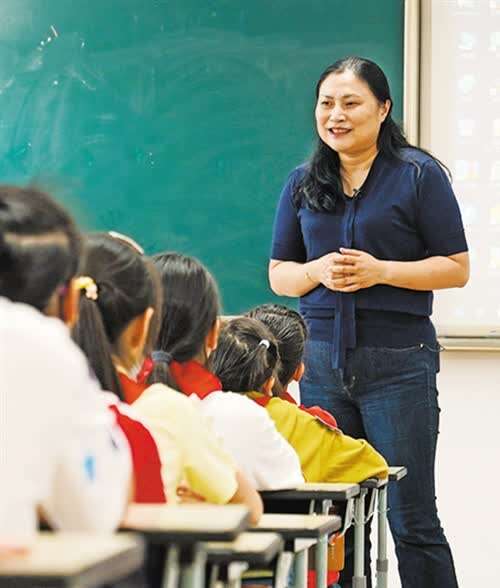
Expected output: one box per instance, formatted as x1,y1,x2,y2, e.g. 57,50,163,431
118,358,154,405
108,403,166,504
248,392,271,407
279,389,338,430
169,360,222,399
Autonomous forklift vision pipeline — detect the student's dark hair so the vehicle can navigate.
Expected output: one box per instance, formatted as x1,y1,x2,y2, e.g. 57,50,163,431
72,232,162,399
209,317,279,393
297,56,449,212
246,304,307,392
0,185,82,311
148,252,220,390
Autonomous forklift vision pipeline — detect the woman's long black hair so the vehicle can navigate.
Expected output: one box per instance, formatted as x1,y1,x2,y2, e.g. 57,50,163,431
297,56,448,212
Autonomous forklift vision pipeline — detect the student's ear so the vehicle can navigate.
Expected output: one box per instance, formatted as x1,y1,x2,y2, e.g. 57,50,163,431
63,279,81,328
123,307,155,366
262,376,275,397
131,307,155,354
292,361,305,383
44,279,80,327
205,317,221,358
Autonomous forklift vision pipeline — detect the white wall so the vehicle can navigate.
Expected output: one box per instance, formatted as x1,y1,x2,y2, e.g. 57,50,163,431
384,351,500,587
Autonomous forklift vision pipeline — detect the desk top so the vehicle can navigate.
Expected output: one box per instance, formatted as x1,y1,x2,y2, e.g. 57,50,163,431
388,466,408,481
361,466,408,489
251,514,341,540
204,532,283,566
261,482,359,502
360,477,388,490
122,504,249,544
0,532,143,588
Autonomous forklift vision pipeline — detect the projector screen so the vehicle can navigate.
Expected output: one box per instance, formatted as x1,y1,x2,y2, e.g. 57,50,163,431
420,0,500,342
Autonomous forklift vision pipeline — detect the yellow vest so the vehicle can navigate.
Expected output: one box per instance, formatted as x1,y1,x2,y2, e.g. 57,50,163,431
246,392,388,483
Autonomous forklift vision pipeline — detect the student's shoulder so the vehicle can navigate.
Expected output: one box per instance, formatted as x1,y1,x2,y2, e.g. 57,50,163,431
1,297,65,344
204,390,255,406
0,297,89,375
268,396,301,413
203,391,270,420
134,382,193,409
134,383,206,424
268,396,318,423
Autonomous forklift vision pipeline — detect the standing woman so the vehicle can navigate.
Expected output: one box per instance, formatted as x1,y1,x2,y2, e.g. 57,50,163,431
269,57,468,588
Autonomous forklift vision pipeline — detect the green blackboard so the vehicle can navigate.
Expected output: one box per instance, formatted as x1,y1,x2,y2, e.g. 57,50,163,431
0,0,404,313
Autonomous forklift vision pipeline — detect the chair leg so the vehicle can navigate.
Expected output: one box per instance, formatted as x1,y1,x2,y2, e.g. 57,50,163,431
375,486,388,588
179,545,207,588
352,490,367,588
292,549,308,588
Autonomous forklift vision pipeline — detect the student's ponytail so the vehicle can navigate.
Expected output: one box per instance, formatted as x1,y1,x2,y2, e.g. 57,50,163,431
72,232,161,401
149,350,178,390
73,278,123,397
209,317,280,393
148,252,220,390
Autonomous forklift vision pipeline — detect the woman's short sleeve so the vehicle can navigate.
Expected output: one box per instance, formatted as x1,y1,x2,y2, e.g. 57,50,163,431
270,169,307,262
416,160,468,256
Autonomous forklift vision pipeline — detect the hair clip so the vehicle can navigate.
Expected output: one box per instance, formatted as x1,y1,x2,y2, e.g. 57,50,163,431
108,231,145,255
75,276,98,301
151,350,173,365
259,339,270,349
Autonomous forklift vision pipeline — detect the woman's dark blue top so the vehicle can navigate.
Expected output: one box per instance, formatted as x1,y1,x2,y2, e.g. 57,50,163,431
270,148,468,368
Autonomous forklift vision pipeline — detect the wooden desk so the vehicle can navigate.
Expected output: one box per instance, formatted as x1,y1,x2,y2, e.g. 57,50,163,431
388,466,407,482
260,485,358,588
261,482,359,504
252,514,340,541
0,532,143,588
122,504,249,544
205,532,283,567
251,514,341,588
204,533,283,588
122,504,250,588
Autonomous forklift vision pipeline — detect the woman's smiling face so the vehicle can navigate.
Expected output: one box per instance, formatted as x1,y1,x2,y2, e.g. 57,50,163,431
315,69,390,157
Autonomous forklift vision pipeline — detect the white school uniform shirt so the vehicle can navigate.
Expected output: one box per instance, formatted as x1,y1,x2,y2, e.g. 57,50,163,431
199,391,304,490
0,297,131,547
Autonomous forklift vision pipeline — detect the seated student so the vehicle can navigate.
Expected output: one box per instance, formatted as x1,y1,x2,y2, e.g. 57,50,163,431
210,317,389,484
145,252,304,491
72,234,262,521
247,303,339,429
0,186,131,550
73,236,165,504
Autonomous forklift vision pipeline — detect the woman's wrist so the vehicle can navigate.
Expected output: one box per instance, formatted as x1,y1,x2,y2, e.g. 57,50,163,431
378,260,392,285
305,259,320,285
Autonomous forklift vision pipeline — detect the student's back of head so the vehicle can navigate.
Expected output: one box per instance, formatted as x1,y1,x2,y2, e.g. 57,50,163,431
209,317,280,394
149,252,220,389
0,185,81,312
246,303,307,392
73,232,161,399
